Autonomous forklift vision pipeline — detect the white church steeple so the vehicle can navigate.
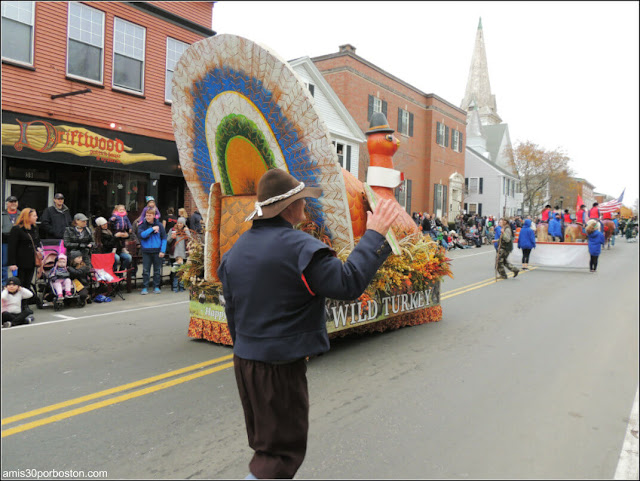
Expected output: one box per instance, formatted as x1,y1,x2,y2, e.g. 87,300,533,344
460,18,502,125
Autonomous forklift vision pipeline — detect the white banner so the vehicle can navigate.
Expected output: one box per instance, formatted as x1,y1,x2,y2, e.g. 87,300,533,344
508,242,590,269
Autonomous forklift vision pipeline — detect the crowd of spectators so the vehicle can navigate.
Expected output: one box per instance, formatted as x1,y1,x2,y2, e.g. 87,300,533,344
1,193,204,327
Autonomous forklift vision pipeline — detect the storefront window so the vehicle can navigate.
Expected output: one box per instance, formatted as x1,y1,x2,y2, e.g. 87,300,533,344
90,168,148,222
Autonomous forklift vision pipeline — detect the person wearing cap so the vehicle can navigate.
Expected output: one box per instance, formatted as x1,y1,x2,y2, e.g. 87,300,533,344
167,217,191,292
8,208,44,289
2,276,35,328
39,193,72,240
48,253,73,299
2,195,21,286
63,213,93,266
217,168,399,480
93,216,129,272
139,196,161,225
576,204,587,226
138,207,167,295
68,250,92,306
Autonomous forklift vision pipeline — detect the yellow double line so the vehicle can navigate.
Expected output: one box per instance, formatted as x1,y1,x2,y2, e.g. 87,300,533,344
441,267,536,300
2,267,536,438
1,354,234,438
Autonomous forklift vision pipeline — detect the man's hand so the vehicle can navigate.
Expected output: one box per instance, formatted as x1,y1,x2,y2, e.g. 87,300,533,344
366,198,399,237
153,226,160,233
159,252,165,258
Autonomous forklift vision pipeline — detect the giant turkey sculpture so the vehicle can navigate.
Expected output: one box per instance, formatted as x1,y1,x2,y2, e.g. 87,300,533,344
172,34,449,345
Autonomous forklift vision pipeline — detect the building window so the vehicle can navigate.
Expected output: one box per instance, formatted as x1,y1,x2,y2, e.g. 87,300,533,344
395,179,412,213
113,17,145,93
397,108,413,137
332,141,351,172
373,97,382,113
436,122,449,147
166,37,189,102
304,82,315,97
468,177,478,194
452,129,463,152
1,1,34,66
67,2,104,83
368,95,387,120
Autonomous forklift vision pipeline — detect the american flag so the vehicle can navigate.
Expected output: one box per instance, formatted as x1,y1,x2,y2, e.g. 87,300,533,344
599,189,625,214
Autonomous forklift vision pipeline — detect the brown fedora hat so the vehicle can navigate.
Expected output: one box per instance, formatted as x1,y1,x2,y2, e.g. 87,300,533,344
245,169,322,221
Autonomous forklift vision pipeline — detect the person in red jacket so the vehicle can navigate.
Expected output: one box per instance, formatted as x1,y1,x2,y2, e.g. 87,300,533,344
576,204,587,226
563,209,572,224
602,211,612,220
540,205,552,223
589,202,600,220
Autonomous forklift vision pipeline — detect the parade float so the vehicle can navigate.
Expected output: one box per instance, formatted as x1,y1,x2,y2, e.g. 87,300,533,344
170,34,451,345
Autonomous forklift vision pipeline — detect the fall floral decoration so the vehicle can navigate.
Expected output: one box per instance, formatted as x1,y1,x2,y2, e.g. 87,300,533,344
184,218,451,346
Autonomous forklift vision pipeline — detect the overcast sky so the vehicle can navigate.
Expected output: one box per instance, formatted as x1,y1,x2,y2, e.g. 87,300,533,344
212,1,639,207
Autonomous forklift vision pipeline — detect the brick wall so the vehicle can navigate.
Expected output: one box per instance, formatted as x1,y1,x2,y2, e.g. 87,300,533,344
2,2,211,141
313,49,466,215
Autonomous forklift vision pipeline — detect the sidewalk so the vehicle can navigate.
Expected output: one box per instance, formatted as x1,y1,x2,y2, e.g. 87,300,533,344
30,263,190,325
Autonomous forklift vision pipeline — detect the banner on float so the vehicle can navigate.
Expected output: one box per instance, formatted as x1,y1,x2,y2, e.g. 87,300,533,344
189,283,441,334
508,242,590,269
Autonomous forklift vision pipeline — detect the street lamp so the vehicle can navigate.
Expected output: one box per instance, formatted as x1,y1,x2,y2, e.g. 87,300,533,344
560,196,564,210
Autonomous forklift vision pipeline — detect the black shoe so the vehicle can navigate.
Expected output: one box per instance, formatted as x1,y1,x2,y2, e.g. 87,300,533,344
513,270,519,278
499,275,508,280
25,315,34,324
86,297,93,304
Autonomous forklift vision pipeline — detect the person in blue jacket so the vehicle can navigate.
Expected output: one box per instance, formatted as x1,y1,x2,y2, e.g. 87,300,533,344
493,223,502,251
586,219,605,272
218,168,398,480
517,218,536,269
548,213,563,242
138,207,167,294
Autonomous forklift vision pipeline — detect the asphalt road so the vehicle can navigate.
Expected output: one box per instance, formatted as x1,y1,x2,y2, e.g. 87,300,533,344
1,240,638,479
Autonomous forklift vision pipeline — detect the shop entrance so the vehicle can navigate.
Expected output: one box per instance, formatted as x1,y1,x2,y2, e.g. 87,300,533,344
4,180,54,218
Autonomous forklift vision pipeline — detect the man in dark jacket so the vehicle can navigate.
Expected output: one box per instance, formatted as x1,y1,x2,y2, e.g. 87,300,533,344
40,193,72,239
189,209,203,234
218,169,398,479
2,195,21,286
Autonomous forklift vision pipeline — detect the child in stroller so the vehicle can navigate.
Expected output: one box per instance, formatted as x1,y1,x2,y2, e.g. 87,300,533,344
48,253,74,300
35,248,79,311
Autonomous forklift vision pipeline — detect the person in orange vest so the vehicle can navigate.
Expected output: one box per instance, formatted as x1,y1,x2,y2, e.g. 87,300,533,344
589,202,603,232
563,209,572,224
576,204,587,226
540,204,552,223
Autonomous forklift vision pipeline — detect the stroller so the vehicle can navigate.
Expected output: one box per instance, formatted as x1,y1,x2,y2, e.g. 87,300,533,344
34,240,80,311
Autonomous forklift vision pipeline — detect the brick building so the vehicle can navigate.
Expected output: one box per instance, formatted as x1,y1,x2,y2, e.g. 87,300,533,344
312,44,467,219
1,1,214,225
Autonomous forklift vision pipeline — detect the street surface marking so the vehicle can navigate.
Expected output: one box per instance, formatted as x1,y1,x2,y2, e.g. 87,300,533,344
1,271,537,437
1,353,233,428
52,314,75,320
449,249,494,259
614,387,639,480
2,301,190,329
1,361,234,438
442,267,537,300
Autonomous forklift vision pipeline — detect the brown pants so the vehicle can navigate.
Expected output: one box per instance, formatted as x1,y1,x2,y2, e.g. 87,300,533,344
233,355,309,479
